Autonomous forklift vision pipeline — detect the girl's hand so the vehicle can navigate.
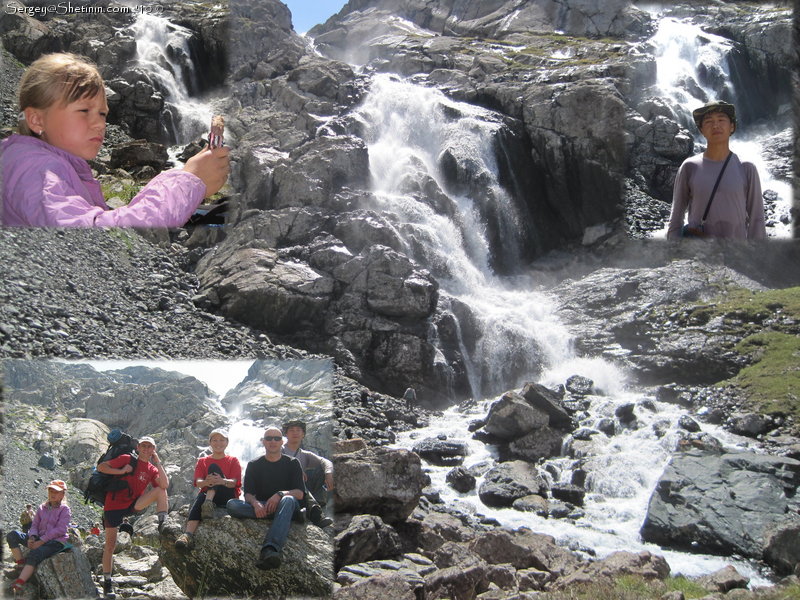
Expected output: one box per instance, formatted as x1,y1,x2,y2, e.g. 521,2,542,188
183,146,230,197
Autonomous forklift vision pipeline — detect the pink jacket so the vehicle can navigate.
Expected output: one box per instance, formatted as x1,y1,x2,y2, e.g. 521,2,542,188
29,501,71,544
1,134,206,227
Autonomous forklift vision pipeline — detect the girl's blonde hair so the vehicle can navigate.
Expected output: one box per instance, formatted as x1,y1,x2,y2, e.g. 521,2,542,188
18,53,105,136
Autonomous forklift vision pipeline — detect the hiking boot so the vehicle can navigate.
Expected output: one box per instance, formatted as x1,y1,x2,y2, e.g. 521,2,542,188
174,533,193,551
102,579,116,599
255,546,281,570
201,499,215,520
308,504,333,528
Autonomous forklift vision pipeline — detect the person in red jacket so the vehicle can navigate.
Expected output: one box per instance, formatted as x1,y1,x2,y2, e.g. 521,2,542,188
97,436,168,599
175,429,242,551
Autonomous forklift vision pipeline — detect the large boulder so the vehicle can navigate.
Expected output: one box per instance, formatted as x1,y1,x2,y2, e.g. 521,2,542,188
335,514,403,570
333,446,429,523
160,511,333,598
553,260,767,383
478,461,548,508
551,550,670,590
468,528,579,575
34,540,97,599
640,449,800,563
483,391,549,440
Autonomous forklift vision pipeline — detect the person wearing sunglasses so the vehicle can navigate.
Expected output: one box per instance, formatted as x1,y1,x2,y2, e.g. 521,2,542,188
226,426,305,569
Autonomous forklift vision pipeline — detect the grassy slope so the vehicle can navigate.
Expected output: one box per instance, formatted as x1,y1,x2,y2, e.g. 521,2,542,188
686,287,800,422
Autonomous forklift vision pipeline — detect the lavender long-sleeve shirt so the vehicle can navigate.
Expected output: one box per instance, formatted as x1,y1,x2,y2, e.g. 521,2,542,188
1,134,206,227
667,152,766,240
29,502,71,544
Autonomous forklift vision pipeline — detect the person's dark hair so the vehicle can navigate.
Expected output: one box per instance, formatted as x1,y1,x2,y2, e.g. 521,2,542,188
282,420,306,434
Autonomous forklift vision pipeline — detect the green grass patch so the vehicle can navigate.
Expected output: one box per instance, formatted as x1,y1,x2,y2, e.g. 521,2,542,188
100,180,141,204
728,332,800,419
106,228,137,252
665,575,709,598
691,286,800,324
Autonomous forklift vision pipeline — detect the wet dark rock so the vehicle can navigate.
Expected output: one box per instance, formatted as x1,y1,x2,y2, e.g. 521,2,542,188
412,437,468,466
596,418,616,436
615,403,636,424
641,449,800,568
483,391,548,441
677,415,701,433
520,383,574,431
565,375,594,396
511,494,548,516
572,428,599,441
550,483,586,507
335,514,403,570
478,461,548,508
446,466,476,493
507,427,565,463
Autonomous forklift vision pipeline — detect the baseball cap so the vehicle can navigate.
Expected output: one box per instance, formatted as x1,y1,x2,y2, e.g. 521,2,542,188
47,480,67,492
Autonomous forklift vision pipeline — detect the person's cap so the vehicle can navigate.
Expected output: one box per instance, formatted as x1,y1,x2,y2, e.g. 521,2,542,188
282,420,306,434
692,100,736,130
209,428,229,440
47,479,67,492
138,436,156,446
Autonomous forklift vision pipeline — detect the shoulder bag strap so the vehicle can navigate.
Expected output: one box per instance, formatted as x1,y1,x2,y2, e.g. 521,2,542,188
700,152,734,226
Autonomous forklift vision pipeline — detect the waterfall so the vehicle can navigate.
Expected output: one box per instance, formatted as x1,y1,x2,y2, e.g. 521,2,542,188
356,75,570,397
356,74,771,583
647,16,792,237
130,13,212,145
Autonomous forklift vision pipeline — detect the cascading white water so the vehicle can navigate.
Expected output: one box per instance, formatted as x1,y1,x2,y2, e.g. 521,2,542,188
131,13,212,144
356,74,771,584
393,396,769,584
357,75,572,396
647,16,792,237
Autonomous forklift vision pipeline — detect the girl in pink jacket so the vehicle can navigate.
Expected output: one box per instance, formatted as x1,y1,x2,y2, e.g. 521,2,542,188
1,53,229,227
6,480,72,593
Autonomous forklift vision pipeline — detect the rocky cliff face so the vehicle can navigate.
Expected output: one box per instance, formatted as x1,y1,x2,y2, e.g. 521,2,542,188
1,0,790,399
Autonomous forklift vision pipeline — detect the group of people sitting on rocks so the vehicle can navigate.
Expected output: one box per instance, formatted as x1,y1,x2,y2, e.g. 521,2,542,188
6,421,333,598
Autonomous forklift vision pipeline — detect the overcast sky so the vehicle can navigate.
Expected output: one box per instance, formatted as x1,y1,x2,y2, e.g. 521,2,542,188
84,360,255,397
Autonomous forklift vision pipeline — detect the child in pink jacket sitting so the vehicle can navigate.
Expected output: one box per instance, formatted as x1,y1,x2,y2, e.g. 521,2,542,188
6,480,72,593
1,53,229,227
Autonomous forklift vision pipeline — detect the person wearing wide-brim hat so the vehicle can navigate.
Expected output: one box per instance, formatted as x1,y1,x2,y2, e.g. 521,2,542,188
666,100,766,240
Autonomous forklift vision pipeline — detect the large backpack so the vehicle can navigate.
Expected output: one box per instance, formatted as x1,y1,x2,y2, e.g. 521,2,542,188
83,429,139,506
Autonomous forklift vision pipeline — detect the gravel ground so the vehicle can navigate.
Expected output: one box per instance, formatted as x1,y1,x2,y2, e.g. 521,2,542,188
0,435,104,537
1,48,25,132
0,228,308,360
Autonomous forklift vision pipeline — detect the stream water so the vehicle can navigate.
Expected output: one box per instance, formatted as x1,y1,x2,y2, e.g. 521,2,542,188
352,45,776,589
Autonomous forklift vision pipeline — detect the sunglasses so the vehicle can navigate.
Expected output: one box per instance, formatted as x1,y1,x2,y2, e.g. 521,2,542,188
262,436,283,442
